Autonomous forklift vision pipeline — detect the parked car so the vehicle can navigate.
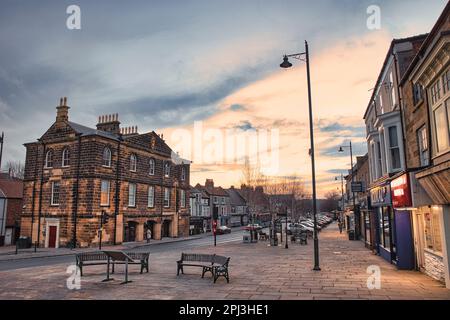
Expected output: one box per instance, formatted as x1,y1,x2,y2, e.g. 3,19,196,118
216,226,232,234
245,224,263,231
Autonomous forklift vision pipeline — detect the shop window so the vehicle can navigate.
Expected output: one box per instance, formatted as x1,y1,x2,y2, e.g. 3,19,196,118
424,211,442,253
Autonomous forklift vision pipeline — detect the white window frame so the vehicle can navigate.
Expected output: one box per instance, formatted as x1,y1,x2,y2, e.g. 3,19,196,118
417,126,429,167
62,148,70,167
180,189,186,208
181,167,185,181
388,126,401,171
164,162,170,178
102,147,112,167
149,158,155,176
45,150,53,168
128,183,136,207
429,73,450,157
164,187,170,208
130,154,137,172
148,185,155,208
51,181,60,206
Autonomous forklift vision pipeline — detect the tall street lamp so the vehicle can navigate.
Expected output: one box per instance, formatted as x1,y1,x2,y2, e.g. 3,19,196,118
280,40,320,271
338,142,359,239
335,174,344,220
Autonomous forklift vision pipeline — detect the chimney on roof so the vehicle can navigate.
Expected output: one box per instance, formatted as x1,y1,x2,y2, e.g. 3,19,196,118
96,113,121,134
120,125,139,137
205,179,214,189
56,97,70,124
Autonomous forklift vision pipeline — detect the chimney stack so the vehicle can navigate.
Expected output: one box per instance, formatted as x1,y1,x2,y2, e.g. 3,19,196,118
120,125,139,136
96,113,121,134
56,96,70,124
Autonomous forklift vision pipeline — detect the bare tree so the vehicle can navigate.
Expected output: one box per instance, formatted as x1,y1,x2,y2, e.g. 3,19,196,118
322,190,340,212
5,161,24,179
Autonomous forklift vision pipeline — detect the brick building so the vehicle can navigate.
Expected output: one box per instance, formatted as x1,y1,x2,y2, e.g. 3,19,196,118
0,172,23,246
20,98,190,248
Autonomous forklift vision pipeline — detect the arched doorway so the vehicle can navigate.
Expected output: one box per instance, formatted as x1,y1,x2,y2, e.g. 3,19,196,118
124,221,138,242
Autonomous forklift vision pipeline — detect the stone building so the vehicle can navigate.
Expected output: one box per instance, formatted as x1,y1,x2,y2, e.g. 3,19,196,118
195,179,230,227
226,186,248,227
363,34,427,269
189,186,211,234
399,2,450,288
20,98,190,248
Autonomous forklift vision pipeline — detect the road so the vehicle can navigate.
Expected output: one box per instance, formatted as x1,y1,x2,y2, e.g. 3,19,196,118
0,229,245,271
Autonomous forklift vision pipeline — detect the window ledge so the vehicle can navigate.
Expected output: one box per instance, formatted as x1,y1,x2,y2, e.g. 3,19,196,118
102,165,112,169
424,248,443,258
412,99,424,113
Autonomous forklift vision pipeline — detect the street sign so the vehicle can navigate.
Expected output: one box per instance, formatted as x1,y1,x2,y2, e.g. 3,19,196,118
351,181,365,193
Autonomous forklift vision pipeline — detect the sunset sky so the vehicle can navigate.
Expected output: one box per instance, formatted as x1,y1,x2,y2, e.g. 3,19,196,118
0,0,447,197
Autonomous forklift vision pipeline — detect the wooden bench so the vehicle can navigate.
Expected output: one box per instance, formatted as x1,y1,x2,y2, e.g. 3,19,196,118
76,251,149,276
177,253,231,283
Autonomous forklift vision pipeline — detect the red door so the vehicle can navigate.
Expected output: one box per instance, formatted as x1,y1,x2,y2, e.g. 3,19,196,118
48,226,57,248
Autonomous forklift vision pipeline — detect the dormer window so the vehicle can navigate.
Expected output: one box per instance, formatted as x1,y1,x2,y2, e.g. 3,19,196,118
62,148,70,167
164,162,170,177
130,154,137,172
45,150,53,168
149,158,155,175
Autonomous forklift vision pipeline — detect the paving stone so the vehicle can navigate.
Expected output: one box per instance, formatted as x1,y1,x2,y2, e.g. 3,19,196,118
0,222,449,300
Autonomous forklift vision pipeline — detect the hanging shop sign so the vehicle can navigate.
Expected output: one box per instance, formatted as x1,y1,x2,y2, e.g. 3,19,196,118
391,174,412,208
370,184,391,207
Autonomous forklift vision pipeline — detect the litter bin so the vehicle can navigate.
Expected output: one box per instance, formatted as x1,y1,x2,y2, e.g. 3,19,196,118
348,230,355,241
17,236,31,249
270,236,278,246
243,233,251,243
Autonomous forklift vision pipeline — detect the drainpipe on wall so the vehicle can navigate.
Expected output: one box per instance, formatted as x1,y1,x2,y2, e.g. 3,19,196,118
36,140,46,249
72,134,82,248
113,135,122,245
30,144,39,244
393,53,409,171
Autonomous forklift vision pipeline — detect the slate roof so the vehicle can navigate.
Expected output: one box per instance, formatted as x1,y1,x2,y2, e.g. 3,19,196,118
226,188,246,206
0,174,23,199
68,121,120,141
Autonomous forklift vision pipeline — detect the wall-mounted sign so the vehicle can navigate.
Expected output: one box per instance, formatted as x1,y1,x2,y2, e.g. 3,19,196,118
370,184,391,207
351,181,365,193
391,174,412,208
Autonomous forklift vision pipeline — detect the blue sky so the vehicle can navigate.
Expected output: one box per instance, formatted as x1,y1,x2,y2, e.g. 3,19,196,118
0,0,447,194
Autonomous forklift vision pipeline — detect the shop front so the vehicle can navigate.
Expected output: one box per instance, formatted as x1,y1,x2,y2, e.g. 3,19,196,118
390,173,415,270
413,166,450,287
370,183,396,264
